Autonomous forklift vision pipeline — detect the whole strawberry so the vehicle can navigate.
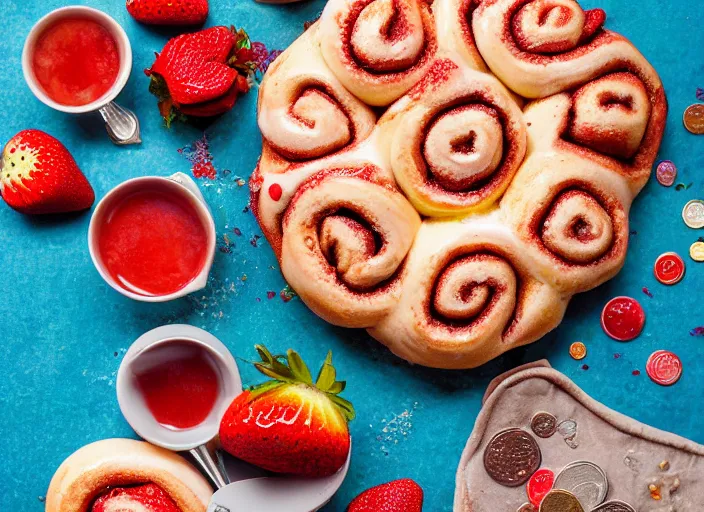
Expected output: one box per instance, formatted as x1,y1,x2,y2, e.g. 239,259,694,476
145,26,256,125
219,346,354,478
1,130,94,215
347,479,424,512
127,0,208,26
92,483,179,512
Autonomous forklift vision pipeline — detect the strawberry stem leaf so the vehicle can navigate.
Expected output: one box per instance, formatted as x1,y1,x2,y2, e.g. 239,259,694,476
248,380,286,399
315,351,336,391
328,395,356,421
249,345,355,422
287,349,313,384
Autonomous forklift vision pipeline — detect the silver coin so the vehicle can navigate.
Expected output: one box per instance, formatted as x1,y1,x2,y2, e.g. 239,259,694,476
557,419,579,449
554,461,608,510
592,500,636,512
682,200,704,229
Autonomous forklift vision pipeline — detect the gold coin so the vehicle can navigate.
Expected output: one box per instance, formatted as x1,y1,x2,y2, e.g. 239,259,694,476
684,104,704,134
540,490,584,512
690,241,704,262
569,342,587,360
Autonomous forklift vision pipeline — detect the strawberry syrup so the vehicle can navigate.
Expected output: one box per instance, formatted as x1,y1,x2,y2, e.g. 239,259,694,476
97,183,209,297
32,17,120,106
135,341,220,430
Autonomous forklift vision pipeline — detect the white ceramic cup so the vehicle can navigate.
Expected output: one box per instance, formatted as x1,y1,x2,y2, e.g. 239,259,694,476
88,172,217,302
22,6,141,144
116,324,243,452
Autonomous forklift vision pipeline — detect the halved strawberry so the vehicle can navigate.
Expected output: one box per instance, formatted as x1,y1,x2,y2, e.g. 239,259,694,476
347,479,424,512
92,483,180,512
145,26,257,125
219,345,354,478
1,130,94,215
127,0,209,26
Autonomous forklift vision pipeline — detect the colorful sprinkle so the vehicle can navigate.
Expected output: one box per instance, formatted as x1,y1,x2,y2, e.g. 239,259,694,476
642,287,653,298
280,285,297,302
179,133,217,180
697,87,704,101
266,291,276,299
690,326,704,336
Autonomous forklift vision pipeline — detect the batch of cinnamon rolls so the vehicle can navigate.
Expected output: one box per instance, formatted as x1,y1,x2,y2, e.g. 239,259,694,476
252,0,667,370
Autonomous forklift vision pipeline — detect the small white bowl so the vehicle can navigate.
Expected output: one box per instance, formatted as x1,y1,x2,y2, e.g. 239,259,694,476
116,325,242,452
88,172,217,302
22,5,132,114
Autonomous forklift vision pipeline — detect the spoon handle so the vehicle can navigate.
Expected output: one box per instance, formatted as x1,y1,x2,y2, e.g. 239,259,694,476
190,444,229,490
99,101,141,145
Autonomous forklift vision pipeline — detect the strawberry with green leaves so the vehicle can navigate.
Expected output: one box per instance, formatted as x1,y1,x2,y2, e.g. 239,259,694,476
145,26,257,126
347,479,424,512
219,345,354,478
1,129,94,215
127,0,209,26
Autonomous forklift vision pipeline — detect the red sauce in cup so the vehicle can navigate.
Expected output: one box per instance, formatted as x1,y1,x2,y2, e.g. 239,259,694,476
32,17,120,106
135,341,220,430
97,183,209,297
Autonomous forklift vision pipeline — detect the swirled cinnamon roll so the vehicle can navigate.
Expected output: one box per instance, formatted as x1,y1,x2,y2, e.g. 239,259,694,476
501,91,640,294
46,439,212,512
369,215,567,369
255,163,421,328
472,0,663,101
318,0,438,106
378,58,526,216
257,24,376,165
433,0,487,71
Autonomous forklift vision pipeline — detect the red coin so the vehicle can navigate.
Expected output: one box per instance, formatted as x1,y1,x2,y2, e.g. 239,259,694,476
653,252,686,285
601,296,645,341
526,468,554,507
655,160,677,187
646,350,683,386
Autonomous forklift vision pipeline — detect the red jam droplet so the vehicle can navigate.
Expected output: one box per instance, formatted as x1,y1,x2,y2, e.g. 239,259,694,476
268,183,283,201
601,296,645,341
653,252,685,285
135,341,220,430
32,17,120,106
97,183,209,297
527,468,554,507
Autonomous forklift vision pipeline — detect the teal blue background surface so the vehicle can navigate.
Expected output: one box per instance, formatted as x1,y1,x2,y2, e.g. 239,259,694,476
1,0,703,510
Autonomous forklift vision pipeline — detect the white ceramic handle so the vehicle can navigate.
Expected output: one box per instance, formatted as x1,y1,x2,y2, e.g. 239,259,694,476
169,172,208,205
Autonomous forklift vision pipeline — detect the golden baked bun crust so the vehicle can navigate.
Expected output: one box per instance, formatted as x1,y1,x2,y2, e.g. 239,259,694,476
252,0,666,369
46,439,212,512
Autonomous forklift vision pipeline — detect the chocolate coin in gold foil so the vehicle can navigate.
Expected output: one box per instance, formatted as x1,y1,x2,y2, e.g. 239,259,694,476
684,104,704,134
539,490,584,512
483,428,541,487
